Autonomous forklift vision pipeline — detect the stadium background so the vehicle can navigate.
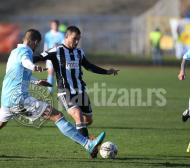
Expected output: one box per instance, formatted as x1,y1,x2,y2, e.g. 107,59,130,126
1,0,190,61
2,0,190,168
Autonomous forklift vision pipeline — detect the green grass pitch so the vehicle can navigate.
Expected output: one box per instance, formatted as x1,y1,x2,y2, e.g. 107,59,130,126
1,63,190,168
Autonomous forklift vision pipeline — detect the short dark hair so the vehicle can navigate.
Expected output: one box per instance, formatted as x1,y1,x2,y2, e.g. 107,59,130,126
24,29,42,42
66,26,81,35
51,20,59,26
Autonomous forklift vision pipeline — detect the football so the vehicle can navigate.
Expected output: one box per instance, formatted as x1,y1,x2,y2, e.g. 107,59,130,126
100,141,118,159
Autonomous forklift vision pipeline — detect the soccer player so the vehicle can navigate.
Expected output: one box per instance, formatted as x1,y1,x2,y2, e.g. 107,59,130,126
44,20,65,93
178,53,190,122
0,29,105,157
178,52,190,152
33,26,119,158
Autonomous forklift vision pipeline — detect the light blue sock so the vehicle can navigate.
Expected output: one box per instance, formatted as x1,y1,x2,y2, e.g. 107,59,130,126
47,75,54,93
55,117,88,147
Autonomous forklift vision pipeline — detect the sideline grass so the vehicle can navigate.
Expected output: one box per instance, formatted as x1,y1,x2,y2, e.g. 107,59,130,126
1,63,190,167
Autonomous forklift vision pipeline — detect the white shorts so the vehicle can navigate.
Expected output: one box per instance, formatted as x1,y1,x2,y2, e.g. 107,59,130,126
46,60,53,69
0,97,49,122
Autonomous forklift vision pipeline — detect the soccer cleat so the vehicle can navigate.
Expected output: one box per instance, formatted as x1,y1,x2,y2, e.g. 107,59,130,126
187,143,190,152
87,132,105,155
90,148,98,159
182,109,190,122
89,134,99,158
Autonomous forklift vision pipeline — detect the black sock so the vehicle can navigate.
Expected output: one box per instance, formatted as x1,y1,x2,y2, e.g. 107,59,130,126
75,122,89,139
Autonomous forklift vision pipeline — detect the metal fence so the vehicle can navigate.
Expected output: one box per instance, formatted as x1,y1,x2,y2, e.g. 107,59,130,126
11,15,136,55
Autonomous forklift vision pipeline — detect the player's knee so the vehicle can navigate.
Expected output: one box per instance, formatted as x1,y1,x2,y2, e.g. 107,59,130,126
55,112,63,121
50,112,63,123
46,107,64,122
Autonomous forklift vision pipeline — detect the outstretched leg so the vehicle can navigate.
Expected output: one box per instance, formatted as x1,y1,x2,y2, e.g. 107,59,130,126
43,106,105,154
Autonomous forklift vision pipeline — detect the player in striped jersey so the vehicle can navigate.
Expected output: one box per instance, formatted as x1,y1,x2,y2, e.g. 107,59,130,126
33,26,119,158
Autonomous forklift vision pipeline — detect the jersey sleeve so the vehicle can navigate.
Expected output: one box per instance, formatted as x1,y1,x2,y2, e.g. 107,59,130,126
183,50,190,60
33,47,57,63
20,55,35,71
81,50,107,74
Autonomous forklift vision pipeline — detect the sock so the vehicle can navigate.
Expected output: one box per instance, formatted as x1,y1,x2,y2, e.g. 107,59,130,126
55,116,89,147
47,75,54,93
75,122,89,138
84,140,91,149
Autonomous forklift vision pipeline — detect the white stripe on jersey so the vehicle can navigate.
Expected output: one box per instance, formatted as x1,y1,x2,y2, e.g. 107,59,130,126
73,49,82,93
64,48,76,94
57,46,66,87
56,47,63,76
41,47,57,57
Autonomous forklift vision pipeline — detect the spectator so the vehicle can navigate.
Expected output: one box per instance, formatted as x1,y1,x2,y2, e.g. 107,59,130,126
44,20,65,93
149,28,162,65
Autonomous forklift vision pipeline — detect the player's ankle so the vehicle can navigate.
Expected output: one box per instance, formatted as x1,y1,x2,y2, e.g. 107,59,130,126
84,139,91,149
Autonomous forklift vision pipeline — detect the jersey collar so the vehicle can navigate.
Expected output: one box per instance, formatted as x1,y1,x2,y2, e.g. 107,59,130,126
17,44,33,54
62,44,75,51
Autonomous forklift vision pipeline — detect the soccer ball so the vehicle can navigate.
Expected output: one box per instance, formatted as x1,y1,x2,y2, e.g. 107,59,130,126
100,141,118,159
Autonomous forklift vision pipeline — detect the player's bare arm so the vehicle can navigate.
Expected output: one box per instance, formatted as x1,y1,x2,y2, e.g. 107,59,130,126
178,59,188,80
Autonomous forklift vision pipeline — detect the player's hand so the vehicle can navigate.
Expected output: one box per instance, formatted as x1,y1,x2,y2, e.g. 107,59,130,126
34,65,48,72
107,68,119,76
37,79,53,87
178,71,186,80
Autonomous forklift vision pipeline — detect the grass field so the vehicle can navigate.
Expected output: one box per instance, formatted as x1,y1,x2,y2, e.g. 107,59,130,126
1,63,190,168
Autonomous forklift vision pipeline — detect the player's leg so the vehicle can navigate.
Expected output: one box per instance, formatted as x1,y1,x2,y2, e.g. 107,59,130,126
83,114,93,126
46,60,54,93
152,48,156,65
42,106,105,154
81,91,93,126
43,106,89,146
20,97,105,154
0,121,8,129
158,49,163,65
68,107,89,138
0,106,14,129
156,48,160,65
57,92,100,158
80,92,100,158
58,93,90,138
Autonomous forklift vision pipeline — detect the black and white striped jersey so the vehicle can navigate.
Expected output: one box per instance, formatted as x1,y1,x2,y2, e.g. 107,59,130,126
33,44,107,95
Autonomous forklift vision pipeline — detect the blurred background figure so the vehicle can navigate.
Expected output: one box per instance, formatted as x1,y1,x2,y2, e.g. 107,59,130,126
44,20,65,93
58,22,67,34
149,28,162,65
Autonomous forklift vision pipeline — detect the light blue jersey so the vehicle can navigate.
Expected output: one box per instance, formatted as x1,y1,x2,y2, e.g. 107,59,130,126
183,50,190,60
44,30,65,50
1,44,33,107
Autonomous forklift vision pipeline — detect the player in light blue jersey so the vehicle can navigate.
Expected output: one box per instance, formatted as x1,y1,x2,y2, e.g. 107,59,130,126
178,50,190,152
178,50,190,122
0,29,105,156
44,20,65,93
